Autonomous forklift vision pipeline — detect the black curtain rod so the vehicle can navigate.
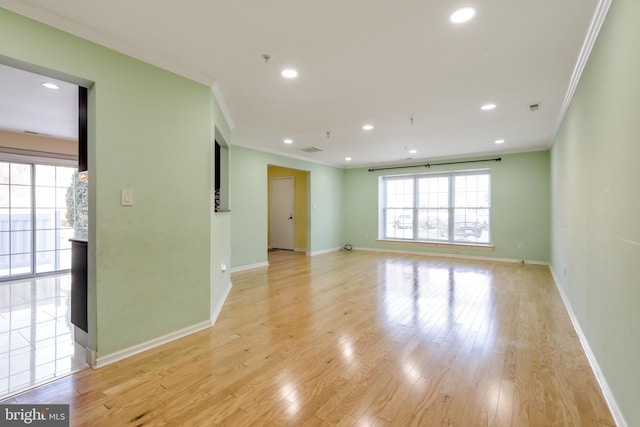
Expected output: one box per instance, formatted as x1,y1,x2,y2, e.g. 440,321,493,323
368,157,501,172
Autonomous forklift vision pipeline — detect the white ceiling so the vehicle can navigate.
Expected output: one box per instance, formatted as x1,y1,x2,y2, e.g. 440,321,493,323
0,62,78,140
0,0,602,167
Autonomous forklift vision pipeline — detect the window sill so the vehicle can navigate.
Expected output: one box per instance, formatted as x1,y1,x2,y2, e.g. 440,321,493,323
376,239,494,251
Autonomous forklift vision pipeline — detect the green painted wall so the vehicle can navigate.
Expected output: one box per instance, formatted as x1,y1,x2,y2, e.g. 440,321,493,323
551,0,639,424
344,151,550,262
0,9,230,357
229,146,344,269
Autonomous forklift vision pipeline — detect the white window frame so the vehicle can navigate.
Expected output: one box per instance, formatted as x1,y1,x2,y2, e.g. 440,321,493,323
379,169,492,245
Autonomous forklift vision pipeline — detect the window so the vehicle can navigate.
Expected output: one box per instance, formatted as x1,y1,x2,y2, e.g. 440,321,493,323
380,170,491,244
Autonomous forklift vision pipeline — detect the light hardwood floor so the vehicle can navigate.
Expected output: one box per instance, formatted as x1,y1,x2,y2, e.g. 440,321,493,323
2,250,615,426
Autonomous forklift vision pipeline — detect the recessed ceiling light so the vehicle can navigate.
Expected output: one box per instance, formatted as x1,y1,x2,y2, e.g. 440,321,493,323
281,69,298,79
362,124,374,131
284,139,293,144
409,149,417,154
481,103,496,111
495,139,505,144
450,7,476,23
42,82,60,90
345,157,352,161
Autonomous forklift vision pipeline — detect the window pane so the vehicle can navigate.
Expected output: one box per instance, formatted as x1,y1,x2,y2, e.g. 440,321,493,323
419,177,449,208
35,209,56,230
454,174,490,208
476,208,490,243
453,208,489,243
10,186,31,208
11,253,32,275
417,208,449,241
385,208,414,239
56,167,75,188
36,251,55,274
10,209,32,231
0,209,9,232
59,228,73,249
57,249,71,270
10,163,31,185
11,231,33,253
386,178,414,208
36,186,56,208
0,185,8,208
0,254,9,278
56,188,68,209
0,162,8,184
58,208,72,229
35,165,56,186
0,231,9,255
36,229,56,251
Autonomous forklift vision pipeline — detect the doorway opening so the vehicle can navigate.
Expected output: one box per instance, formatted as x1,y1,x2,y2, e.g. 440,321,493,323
267,165,309,255
0,60,91,398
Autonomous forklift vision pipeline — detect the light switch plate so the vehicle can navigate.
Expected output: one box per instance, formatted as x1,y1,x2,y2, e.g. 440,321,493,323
121,189,133,206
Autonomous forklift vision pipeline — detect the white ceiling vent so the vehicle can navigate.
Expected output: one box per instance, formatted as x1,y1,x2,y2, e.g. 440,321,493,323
300,146,323,153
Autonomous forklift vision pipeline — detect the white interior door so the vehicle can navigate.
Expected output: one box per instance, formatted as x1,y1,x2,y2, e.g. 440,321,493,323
270,177,295,250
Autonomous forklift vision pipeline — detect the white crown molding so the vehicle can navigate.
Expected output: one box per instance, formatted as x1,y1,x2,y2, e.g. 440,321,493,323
551,0,613,145
229,140,344,169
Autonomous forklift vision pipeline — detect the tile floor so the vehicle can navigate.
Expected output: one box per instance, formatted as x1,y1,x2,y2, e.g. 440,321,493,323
0,274,87,399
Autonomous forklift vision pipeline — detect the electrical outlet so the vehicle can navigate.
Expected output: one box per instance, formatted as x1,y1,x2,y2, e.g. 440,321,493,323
517,242,524,250
364,234,369,240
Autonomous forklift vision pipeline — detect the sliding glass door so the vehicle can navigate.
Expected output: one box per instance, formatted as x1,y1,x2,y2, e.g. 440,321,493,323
0,160,78,279
0,162,32,276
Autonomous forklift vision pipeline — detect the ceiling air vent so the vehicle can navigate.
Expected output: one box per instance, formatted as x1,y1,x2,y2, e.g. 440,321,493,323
300,146,323,153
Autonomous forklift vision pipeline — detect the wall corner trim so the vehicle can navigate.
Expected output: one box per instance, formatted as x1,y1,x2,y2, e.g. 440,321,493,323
211,281,233,324
212,82,235,130
549,266,628,427
231,261,269,273
93,320,212,369
307,247,341,256
552,0,613,143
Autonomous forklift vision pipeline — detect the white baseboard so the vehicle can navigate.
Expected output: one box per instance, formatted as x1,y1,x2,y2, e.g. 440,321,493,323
549,266,628,427
353,246,549,265
94,320,212,369
307,247,341,256
231,261,269,273
211,281,232,324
